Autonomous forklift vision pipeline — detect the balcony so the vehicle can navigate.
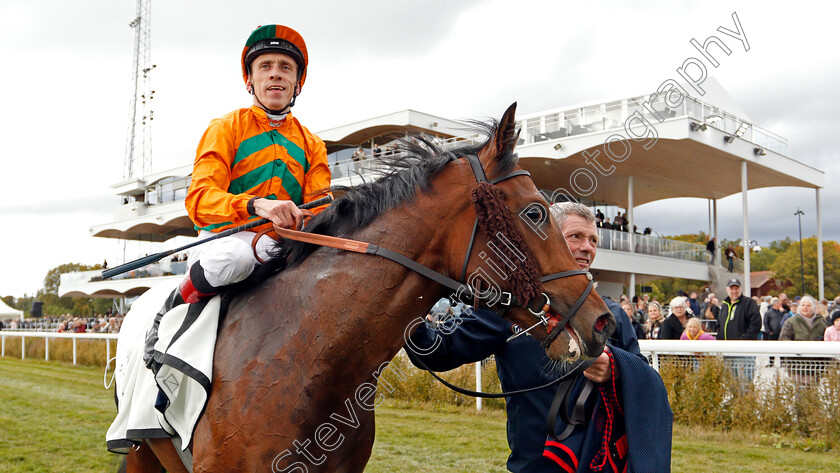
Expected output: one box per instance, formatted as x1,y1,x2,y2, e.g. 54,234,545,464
597,227,706,263
515,94,788,156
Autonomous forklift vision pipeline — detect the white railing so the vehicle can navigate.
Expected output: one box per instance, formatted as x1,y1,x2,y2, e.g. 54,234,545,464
640,339,840,382
597,227,707,263
515,94,788,155
0,331,118,366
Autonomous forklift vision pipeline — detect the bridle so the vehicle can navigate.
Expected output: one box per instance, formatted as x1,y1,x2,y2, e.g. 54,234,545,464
455,152,596,349
266,150,602,435
268,152,597,345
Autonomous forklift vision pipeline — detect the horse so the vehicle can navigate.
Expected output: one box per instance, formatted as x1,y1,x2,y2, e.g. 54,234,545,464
122,103,615,472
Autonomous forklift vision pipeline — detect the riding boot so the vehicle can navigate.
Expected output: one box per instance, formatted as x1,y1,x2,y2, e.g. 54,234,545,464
144,263,218,372
143,288,185,371
178,262,219,304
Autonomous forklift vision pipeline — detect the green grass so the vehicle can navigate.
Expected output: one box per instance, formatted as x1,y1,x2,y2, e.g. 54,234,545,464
2,357,839,472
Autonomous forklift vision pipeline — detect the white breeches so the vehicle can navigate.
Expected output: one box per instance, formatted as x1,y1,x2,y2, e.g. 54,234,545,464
187,230,276,289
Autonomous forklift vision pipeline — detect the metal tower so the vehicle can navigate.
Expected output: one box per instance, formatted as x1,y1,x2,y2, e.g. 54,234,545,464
124,0,155,180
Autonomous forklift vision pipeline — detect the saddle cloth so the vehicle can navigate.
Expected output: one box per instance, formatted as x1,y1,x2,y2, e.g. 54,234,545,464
106,281,220,453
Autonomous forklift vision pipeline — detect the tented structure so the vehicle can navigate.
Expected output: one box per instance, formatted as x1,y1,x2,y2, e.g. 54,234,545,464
0,298,24,319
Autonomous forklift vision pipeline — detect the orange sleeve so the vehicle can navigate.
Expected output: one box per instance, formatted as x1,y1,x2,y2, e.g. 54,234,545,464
185,119,256,229
302,132,333,216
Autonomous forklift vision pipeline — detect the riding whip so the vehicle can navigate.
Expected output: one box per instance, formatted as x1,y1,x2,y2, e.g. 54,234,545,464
101,195,333,279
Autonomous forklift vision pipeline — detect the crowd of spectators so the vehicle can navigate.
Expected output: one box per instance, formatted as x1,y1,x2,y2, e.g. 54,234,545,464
1,312,124,334
594,209,653,235
618,288,840,343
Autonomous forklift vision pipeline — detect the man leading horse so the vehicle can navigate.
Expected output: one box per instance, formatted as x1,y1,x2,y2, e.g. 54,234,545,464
406,202,672,472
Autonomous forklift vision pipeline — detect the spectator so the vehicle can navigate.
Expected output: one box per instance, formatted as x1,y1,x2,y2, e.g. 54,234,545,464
645,301,664,339
817,300,830,320
762,297,785,340
680,317,715,340
595,209,604,226
724,246,736,273
688,291,701,317
699,293,719,319
621,300,646,340
780,296,829,385
706,237,716,264
635,299,648,325
759,296,771,317
782,302,796,328
824,311,840,341
778,293,791,312
830,296,840,314
73,317,87,333
660,296,693,339
351,147,365,162
105,317,120,334
716,279,761,340
780,296,827,341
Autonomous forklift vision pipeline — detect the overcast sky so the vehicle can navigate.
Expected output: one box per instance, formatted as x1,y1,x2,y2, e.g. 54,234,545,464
1,0,838,297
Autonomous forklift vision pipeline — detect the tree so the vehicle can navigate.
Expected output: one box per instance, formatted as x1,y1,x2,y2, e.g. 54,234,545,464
36,262,111,317
769,237,840,298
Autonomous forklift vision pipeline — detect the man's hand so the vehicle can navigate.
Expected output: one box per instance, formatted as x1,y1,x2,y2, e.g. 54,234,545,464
582,346,613,383
253,199,312,230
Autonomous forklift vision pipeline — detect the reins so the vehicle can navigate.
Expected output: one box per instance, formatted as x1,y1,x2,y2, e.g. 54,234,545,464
251,152,598,404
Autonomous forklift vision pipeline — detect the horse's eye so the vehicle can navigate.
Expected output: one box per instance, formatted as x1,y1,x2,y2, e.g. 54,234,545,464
525,206,544,223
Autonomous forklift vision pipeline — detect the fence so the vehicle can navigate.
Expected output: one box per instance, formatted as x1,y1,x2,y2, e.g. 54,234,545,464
0,331,118,366
4,331,838,404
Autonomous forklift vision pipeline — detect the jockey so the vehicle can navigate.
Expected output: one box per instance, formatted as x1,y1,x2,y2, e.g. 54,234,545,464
179,24,332,305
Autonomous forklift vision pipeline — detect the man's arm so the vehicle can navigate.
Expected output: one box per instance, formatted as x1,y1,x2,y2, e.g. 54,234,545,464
301,135,333,215
744,300,762,339
186,120,254,228
779,318,795,341
405,307,510,372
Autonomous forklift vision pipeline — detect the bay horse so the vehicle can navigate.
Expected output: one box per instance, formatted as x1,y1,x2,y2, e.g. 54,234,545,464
123,103,614,472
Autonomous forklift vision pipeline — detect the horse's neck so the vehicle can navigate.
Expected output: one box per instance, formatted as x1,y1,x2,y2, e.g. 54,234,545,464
273,206,454,374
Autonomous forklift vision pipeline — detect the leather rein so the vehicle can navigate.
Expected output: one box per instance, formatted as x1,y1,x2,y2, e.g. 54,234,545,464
256,153,597,401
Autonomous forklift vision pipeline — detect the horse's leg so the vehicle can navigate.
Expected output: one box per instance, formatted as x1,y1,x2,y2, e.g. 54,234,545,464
145,438,190,473
123,441,165,473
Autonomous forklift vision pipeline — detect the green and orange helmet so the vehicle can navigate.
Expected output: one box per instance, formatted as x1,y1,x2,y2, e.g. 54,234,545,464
241,25,309,90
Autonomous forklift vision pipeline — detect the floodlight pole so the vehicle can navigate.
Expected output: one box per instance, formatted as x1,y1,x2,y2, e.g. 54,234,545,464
795,208,805,295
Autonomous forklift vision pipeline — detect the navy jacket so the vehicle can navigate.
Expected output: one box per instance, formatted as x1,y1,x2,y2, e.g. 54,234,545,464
543,346,672,472
406,297,643,473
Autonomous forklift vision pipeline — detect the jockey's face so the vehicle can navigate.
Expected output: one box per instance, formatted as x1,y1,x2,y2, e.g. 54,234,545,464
248,52,300,111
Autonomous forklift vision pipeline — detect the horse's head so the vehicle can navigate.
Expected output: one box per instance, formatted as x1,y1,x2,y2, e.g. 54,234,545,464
441,103,615,363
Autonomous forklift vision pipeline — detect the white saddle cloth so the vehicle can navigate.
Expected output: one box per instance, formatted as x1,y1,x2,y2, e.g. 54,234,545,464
106,281,220,453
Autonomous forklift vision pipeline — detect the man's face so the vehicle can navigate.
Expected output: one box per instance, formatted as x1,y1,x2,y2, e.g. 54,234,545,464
726,284,742,300
248,52,300,111
561,215,598,270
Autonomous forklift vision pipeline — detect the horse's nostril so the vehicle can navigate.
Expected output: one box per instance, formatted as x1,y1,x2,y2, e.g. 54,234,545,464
594,313,611,332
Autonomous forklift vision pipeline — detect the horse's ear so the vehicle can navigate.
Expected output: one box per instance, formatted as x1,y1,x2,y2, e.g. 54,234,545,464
479,102,520,166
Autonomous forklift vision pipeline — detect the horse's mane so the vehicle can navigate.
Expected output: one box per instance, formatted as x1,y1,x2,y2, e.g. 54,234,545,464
248,118,519,281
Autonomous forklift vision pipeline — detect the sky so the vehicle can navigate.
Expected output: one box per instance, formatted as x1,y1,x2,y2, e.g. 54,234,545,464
1,0,838,297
